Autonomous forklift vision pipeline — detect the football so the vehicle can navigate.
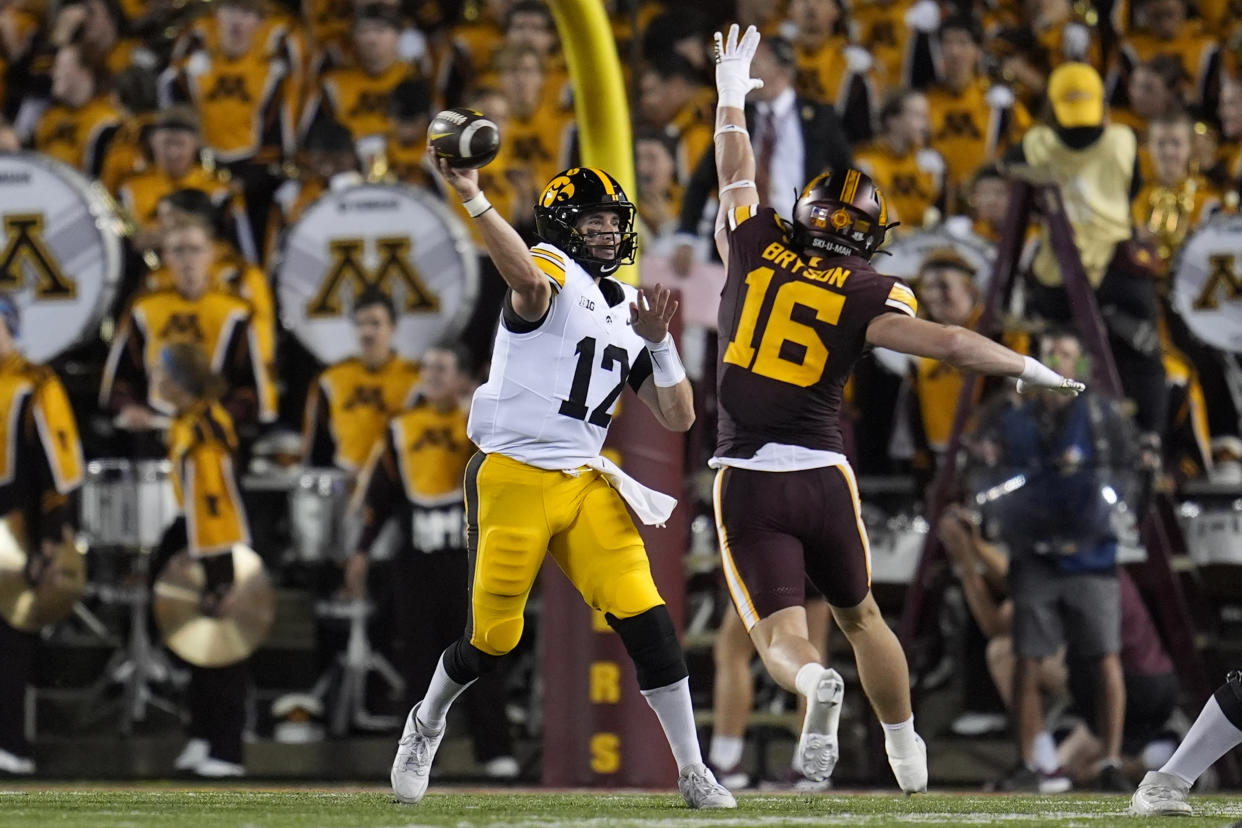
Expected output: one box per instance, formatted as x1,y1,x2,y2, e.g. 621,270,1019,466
428,107,501,169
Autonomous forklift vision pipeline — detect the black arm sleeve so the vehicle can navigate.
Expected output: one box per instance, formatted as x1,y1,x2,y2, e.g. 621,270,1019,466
628,348,653,392
501,288,551,333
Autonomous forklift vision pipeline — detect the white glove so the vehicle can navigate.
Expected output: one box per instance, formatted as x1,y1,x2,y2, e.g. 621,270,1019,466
714,23,763,109
844,44,873,75
985,84,1016,110
904,0,941,33
1015,355,1086,396
1062,22,1091,60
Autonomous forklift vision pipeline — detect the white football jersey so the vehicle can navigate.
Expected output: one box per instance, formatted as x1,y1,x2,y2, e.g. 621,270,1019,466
468,243,652,469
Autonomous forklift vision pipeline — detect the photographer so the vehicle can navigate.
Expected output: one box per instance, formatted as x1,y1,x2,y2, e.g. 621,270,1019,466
970,328,1143,792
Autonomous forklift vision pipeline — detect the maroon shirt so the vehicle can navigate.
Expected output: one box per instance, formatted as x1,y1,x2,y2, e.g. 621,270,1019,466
715,205,918,460
1120,568,1175,676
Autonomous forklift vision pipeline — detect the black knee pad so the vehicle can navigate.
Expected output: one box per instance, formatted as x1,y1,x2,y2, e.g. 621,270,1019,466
606,605,688,691
443,637,502,684
1215,670,1242,730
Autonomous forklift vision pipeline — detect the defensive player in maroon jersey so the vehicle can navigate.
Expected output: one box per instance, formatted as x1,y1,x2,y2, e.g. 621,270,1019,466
709,24,1086,793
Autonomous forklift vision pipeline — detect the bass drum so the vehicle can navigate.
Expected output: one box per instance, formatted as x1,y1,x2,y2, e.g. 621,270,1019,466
878,225,995,289
0,153,123,362
871,225,995,375
1171,216,1242,353
275,183,479,365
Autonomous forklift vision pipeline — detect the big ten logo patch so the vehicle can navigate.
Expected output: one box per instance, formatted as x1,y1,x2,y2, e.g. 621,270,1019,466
307,237,438,317
0,214,77,299
1193,254,1242,311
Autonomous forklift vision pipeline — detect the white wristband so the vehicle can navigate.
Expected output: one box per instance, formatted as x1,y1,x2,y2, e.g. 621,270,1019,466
644,333,687,388
462,191,492,218
719,179,756,195
714,124,749,139
1018,355,1064,388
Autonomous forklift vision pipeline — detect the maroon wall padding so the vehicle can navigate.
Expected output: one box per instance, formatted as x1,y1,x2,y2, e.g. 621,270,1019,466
542,308,688,788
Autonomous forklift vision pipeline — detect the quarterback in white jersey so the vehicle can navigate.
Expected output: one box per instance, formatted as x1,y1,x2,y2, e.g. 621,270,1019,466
387,155,736,810
469,238,656,468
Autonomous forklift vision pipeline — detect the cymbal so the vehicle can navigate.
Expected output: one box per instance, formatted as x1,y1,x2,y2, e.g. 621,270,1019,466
153,544,275,668
0,514,87,632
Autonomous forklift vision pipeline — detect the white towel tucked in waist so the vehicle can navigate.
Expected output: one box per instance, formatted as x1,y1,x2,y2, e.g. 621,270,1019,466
578,456,677,527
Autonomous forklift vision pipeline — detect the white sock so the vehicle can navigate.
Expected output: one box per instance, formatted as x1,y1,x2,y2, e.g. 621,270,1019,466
794,663,826,698
1162,696,1242,787
1031,730,1058,774
708,734,744,770
418,652,475,731
641,676,703,771
882,716,917,754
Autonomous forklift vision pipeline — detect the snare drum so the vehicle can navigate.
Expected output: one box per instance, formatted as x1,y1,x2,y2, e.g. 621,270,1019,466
288,469,353,564
1179,501,1242,567
80,459,178,549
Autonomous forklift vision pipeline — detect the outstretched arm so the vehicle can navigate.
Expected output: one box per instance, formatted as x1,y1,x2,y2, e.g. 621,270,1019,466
865,314,1085,396
631,285,694,431
428,147,551,322
711,23,764,265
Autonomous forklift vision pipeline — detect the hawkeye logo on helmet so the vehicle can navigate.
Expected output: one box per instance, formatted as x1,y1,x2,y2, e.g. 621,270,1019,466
540,176,575,207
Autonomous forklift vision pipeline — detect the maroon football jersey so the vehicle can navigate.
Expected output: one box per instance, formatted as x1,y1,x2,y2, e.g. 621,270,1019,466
715,205,918,459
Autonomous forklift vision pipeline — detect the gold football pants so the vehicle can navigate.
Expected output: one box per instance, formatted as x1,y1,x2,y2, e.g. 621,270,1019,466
463,452,664,656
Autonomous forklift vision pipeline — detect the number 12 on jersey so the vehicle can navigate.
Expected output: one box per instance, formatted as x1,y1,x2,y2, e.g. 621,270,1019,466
723,266,845,387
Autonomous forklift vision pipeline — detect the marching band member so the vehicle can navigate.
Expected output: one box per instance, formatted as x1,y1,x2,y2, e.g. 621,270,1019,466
153,342,251,778
32,43,120,177
301,288,420,473
347,341,518,779
0,296,84,775
100,217,273,432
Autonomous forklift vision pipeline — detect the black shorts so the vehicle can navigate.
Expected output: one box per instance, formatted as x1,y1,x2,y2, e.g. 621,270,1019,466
712,464,871,629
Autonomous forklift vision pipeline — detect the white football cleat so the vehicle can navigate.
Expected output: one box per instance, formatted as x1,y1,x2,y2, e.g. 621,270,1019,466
796,667,844,782
0,747,34,775
886,732,928,794
483,754,519,779
1129,770,1192,816
391,703,444,805
192,757,245,778
174,738,210,771
678,762,737,809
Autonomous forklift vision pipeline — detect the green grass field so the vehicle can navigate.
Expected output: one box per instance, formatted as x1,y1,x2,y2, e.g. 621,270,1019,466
0,786,1239,828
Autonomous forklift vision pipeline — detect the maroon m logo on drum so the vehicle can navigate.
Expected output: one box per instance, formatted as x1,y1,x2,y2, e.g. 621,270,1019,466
1193,254,1242,310
0,214,77,299
306,237,440,317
